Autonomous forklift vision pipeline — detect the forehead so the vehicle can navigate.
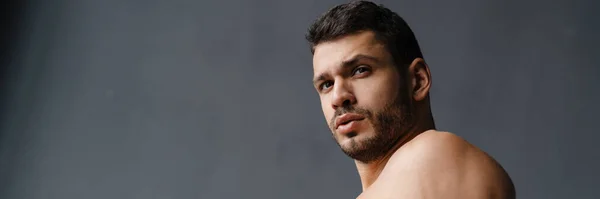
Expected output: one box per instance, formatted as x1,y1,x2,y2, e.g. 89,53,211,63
312,31,388,74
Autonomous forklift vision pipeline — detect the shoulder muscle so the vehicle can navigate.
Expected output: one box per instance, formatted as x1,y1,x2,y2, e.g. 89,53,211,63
366,130,515,199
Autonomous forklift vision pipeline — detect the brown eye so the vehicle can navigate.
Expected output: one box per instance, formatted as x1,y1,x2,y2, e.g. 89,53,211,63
353,66,370,75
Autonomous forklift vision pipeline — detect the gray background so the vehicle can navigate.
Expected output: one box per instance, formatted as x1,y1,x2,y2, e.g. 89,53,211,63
1,0,598,198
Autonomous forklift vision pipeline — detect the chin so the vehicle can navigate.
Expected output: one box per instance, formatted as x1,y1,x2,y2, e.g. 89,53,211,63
338,137,371,160
336,131,370,147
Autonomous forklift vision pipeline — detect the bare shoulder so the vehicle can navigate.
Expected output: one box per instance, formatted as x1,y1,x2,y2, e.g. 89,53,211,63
362,130,515,199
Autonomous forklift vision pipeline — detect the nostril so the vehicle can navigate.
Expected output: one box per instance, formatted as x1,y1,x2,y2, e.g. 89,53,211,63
342,99,351,107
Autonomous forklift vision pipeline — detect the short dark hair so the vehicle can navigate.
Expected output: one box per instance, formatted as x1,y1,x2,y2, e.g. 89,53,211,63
306,1,423,70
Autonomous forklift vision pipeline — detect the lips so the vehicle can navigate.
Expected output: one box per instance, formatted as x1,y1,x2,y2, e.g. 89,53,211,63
335,113,366,129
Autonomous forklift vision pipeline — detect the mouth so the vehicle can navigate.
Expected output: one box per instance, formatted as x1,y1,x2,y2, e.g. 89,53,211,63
335,113,366,130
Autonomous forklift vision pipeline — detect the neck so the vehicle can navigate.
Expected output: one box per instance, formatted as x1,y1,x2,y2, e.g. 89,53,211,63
354,110,435,191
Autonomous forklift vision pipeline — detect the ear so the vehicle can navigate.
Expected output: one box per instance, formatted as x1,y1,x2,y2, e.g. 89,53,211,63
408,58,432,101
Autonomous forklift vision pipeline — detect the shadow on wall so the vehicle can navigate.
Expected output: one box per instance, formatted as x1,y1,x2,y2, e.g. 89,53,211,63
0,0,27,138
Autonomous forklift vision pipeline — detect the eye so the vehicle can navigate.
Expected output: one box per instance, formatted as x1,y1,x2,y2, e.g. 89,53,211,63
319,81,333,91
353,66,370,76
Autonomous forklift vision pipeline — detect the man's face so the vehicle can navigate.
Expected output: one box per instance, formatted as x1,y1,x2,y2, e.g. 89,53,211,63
312,31,414,163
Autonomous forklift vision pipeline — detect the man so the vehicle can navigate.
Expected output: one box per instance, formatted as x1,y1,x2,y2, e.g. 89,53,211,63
306,1,515,198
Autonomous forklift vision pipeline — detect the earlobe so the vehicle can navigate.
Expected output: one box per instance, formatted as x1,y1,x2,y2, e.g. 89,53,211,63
408,58,431,101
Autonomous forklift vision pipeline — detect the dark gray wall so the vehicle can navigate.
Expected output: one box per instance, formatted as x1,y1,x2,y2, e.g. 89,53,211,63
1,0,598,198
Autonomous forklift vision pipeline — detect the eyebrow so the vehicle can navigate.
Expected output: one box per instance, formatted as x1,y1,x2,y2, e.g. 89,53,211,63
312,54,380,85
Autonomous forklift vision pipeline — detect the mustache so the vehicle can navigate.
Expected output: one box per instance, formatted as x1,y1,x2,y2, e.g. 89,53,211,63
329,105,372,128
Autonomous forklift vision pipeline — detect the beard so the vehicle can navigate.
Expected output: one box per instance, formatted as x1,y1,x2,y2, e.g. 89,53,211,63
329,92,415,163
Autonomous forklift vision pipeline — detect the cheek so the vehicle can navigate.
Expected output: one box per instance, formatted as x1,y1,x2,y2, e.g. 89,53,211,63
356,78,400,111
320,97,334,122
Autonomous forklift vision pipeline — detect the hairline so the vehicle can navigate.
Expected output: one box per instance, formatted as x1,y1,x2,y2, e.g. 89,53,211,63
310,29,406,72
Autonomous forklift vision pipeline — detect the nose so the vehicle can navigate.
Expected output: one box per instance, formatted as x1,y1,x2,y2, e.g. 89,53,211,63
331,80,356,109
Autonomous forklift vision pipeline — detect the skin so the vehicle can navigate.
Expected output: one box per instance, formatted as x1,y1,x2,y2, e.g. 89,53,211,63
312,31,515,199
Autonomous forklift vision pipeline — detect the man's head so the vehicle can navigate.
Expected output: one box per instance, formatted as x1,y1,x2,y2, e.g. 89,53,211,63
307,1,433,163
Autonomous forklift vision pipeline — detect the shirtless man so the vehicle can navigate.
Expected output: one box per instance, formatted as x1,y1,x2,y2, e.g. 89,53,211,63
306,1,515,198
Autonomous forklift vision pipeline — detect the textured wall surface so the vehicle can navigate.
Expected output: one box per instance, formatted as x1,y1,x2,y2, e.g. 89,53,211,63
1,0,598,198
